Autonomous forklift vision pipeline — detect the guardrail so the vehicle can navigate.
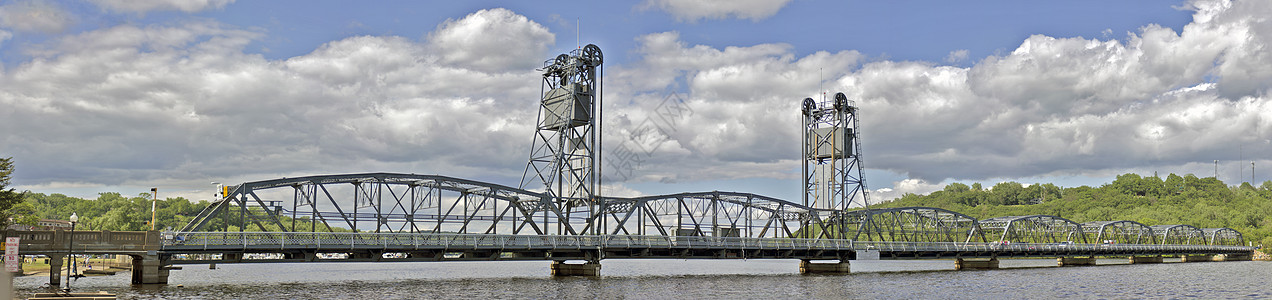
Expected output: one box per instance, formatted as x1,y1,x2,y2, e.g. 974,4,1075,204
165,232,1252,254
165,232,854,251
2,230,158,254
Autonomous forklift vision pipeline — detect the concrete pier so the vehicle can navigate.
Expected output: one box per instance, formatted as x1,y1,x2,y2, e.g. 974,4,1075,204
955,258,999,270
1181,255,1214,262
47,254,63,287
799,260,850,274
131,254,171,284
550,261,600,276
1057,257,1097,266
1128,256,1163,264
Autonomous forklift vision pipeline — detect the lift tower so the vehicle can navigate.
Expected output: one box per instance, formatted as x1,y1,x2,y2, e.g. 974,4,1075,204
801,92,869,238
521,45,604,235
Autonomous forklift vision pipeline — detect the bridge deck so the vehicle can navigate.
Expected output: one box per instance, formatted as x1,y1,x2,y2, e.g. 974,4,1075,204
158,232,1253,264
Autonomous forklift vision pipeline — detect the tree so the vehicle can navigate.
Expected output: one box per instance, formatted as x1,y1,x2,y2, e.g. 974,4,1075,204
0,157,29,228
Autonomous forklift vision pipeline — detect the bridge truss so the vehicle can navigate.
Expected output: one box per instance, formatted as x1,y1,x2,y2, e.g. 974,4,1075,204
977,215,1086,244
180,173,840,239
1203,228,1244,246
1082,221,1156,244
1151,225,1205,245
838,207,985,243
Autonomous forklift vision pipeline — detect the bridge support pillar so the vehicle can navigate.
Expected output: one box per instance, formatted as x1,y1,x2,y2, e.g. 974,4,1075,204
1215,253,1252,261
955,258,999,270
1128,256,1163,264
47,254,63,288
1057,257,1096,266
1181,255,1214,262
799,260,850,275
550,261,600,276
130,254,170,285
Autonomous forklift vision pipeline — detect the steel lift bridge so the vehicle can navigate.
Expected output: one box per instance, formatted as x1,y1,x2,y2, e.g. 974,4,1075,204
123,44,1251,282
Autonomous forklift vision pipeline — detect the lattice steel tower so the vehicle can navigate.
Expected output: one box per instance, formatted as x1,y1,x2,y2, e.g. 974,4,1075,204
521,44,604,234
801,92,869,213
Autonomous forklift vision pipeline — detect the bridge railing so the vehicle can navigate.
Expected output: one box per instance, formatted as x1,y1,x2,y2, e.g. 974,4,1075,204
166,232,855,251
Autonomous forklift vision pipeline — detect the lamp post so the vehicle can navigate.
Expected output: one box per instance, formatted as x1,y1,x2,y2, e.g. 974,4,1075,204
63,213,78,292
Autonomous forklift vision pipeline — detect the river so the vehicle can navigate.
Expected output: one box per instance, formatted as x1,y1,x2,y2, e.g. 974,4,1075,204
13,259,1272,299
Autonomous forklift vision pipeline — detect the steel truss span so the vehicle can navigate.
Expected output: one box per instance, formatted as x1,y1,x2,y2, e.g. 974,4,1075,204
181,173,839,239
1082,221,1156,244
1203,228,1244,246
180,173,1251,252
839,207,985,243
1151,224,1205,245
977,215,1086,244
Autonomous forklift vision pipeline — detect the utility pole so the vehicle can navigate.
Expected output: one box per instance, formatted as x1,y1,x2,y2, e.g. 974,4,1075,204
1214,160,1219,179
150,188,158,231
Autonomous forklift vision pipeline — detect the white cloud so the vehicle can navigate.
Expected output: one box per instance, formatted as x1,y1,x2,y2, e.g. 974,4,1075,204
871,179,945,203
0,0,73,33
944,49,969,63
0,10,554,192
427,8,555,73
87,0,234,14
609,0,1272,187
642,0,793,22
5,0,1272,203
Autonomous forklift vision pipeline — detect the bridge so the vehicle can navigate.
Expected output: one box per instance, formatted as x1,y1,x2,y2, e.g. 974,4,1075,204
9,44,1256,287
7,173,1254,287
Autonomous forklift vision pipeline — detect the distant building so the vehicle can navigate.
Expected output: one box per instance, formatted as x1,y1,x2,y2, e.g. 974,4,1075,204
6,219,74,231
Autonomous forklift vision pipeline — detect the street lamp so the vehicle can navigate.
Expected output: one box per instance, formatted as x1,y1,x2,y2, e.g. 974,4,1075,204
63,212,78,293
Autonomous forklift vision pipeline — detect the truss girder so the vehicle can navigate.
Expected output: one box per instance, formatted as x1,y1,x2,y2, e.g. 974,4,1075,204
977,215,1086,244
1203,228,1244,246
1151,224,1205,245
182,173,558,234
603,191,835,238
841,207,986,243
181,173,843,239
1082,221,1156,244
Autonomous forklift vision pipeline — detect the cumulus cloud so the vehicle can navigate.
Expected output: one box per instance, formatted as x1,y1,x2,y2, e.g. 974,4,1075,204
87,0,234,14
0,10,553,196
5,0,1272,203
607,0,1272,190
602,32,863,184
642,0,793,22
427,8,555,73
0,0,74,33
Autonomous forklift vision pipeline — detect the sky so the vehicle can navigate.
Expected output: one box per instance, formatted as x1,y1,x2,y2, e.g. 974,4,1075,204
1,0,1270,205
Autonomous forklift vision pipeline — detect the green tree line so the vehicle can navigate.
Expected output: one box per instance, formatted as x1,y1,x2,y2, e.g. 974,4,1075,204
11,192,351,233
872,173,1272,247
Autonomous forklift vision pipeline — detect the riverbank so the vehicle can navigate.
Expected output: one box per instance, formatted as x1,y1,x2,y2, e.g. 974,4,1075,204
1254,250,1271,261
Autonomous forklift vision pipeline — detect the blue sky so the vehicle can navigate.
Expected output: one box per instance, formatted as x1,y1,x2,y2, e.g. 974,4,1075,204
1,0,1269,203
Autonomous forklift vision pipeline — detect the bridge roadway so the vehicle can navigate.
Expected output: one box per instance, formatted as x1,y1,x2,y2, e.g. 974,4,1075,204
162,232,1252,263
